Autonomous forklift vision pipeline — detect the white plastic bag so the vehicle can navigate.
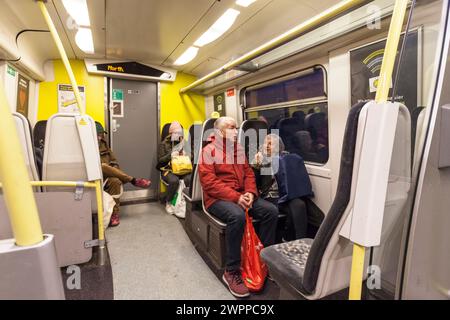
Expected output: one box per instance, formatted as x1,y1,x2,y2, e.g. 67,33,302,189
102,178,123,229
172,179,186,218
102,191,116,229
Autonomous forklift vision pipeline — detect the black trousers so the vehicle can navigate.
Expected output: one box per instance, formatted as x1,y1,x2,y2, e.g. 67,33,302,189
161,172,191,202
209,197,278,271
279,198,308,241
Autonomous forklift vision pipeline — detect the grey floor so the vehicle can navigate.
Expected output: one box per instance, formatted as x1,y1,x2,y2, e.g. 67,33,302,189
105,202,234,300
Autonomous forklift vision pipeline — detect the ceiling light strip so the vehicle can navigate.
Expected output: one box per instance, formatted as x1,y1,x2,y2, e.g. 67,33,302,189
180,0,367,93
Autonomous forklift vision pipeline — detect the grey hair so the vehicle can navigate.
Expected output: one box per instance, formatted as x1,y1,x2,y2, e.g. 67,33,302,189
265,133,285,153
214,116,236,130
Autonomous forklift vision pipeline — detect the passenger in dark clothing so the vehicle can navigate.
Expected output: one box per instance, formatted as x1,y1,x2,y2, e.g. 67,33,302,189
157,121,191,214
252,134,309,241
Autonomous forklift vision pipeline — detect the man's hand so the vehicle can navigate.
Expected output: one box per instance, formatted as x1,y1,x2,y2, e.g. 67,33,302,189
238,194,251,210
243,192,255,208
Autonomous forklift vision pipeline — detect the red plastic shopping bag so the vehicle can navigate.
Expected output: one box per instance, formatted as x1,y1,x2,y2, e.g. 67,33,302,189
241,209,268,292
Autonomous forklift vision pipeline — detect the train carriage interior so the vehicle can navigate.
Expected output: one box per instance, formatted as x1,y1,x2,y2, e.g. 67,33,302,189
1,0,450,301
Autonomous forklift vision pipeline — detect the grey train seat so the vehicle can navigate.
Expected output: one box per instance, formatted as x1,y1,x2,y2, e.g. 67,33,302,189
279,117,304,155
305,112,327,142
261,102,365,299
33,120,48,178
33,120,47,150
261,102,411,299
411,106,425,163
184,118,216,203
184,118,227,269
13,112,40,182
0,192,93,267
183,123,203,198
161,123,171,141
292,111,306,127
238,119,268,161
40,113,102,266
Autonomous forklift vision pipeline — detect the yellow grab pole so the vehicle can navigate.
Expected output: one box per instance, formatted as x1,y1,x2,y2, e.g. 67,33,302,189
37,1,106,250
37,0,85,115
95,180,105,242
375,0,409,103
0,80,43,246
349,244,366,300
348,0,408,300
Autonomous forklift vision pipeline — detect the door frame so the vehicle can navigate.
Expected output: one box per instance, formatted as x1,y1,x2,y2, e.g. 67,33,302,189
106,77,162,200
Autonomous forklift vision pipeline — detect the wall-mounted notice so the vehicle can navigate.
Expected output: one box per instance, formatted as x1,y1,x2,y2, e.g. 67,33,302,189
350,30,419,111
112,88,124,117
16,74,29,116
112,100,124,117
58,84,86,113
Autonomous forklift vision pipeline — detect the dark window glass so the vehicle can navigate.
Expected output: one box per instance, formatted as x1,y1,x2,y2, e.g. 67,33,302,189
246,103,328,164
245,68,326,108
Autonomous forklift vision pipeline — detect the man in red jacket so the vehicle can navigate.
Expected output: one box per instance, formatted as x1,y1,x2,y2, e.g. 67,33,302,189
199,117,278,298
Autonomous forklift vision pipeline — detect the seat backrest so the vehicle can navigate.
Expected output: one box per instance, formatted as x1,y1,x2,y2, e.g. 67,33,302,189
161,123,171,141
300,102,365,295
186,119,216,202
304,112,326,141
13,113,40,182
279,117,303,155
0,192,93,267
42,114,102,209
300,102,411,298
188,123,203,164
293,111,306,126
411,106,425,163
238,120,268,162
33,120,48,150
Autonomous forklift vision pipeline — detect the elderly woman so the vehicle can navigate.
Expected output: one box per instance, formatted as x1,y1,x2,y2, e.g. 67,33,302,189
252,134,309,241
158,121,191,214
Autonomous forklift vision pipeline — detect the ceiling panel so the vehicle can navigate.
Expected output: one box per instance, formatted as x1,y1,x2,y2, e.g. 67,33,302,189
104,0,216,65
52,0,106,60
0,0,76,78
1,0,351,78
183,0,325,75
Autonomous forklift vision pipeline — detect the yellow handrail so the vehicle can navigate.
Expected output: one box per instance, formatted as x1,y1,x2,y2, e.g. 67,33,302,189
348,0,409,300
0,80,43,246
180,0,367,93
0,181,96,188
37,0,85,115
36,0,106,247
95,180,105,241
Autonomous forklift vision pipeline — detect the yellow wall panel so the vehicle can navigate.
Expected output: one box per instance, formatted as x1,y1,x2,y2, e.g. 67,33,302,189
37,60,105,125
160,72,205,135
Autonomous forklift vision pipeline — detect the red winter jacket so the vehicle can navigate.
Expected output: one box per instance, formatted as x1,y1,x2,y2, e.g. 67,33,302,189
199,135,258,209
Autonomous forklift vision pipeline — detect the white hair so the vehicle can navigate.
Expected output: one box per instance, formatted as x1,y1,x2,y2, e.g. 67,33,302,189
214,116,236,130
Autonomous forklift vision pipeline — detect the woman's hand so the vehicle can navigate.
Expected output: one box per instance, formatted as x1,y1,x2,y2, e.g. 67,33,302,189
254,151,263,166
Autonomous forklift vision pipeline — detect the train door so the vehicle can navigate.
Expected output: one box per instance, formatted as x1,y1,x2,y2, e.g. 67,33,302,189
108,78,159,201
400,0,450,299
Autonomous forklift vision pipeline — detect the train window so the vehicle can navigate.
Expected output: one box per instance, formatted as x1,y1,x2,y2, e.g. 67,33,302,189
243,67,328,164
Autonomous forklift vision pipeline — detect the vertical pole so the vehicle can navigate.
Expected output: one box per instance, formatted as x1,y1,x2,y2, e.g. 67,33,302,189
95,180,106,265
349,244,366,300
0,80,43,246
37,0,106,264
348,0,409,300
37,0,85,114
